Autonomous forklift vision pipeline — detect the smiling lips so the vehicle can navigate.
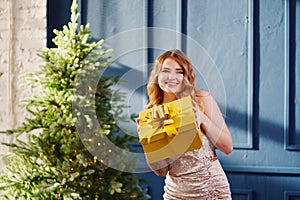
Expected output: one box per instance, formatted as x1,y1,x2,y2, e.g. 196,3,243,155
165,82,179,87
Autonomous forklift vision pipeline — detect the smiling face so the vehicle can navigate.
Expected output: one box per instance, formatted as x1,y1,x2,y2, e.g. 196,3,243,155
158,57,184,98
146,49,196,108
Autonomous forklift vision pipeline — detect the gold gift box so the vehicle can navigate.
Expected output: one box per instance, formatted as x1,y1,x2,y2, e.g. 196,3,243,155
138,96,202,163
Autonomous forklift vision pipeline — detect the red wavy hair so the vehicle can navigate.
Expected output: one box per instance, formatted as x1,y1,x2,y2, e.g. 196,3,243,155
146,49,196,108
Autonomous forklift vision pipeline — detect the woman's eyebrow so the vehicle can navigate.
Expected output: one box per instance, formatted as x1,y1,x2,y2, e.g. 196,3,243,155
161,66,183,71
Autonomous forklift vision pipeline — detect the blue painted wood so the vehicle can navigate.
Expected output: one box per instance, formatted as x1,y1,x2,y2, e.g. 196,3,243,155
293,0,300,150
187,0,255,150
48,0,300,199
284,191,300,200
231,189,253,200
47,0,72,47
285,0,300,151
228,173,300,200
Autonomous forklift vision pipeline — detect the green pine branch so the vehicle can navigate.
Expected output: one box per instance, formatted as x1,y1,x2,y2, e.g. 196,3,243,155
0,0,149,199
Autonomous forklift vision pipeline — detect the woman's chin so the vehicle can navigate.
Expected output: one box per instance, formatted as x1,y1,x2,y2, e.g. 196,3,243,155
164,89,180,97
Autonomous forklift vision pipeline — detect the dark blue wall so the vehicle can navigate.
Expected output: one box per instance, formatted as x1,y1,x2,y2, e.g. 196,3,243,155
47,0,72,47
48,1,300,199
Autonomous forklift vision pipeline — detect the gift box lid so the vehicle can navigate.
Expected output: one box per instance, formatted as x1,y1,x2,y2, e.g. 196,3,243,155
138,96,198,144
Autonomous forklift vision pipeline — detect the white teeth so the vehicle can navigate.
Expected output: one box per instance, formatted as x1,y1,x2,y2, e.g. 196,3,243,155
166,82,178,87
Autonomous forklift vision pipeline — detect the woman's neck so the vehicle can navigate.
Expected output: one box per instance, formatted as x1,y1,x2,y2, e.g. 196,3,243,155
162,92,178,103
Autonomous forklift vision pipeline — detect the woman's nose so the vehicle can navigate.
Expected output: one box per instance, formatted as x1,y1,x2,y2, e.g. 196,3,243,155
168,71,176,79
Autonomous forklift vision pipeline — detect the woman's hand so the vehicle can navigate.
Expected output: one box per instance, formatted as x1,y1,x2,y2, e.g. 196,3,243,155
136,118,140,135
147,159,169,177
192,100,201,127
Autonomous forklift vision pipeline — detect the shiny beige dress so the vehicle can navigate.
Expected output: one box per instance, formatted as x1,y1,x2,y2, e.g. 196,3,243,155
163,134,231,200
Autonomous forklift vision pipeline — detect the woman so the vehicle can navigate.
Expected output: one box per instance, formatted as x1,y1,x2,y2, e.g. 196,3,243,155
138,49,233,199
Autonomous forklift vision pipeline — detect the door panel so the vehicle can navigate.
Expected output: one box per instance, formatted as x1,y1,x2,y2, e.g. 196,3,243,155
186,0,253,149
48,0,300,199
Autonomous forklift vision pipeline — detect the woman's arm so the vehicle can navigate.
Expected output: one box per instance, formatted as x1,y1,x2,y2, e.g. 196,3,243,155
146,158,169,177
195,89,233,154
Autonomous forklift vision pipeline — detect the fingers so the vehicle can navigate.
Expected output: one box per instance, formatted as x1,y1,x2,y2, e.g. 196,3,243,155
136,118,140,134
136,118,140,124
137,125,140,134
192,100,201,127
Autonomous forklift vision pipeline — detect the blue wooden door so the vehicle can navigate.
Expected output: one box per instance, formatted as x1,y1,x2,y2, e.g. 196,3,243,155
48,0,300,199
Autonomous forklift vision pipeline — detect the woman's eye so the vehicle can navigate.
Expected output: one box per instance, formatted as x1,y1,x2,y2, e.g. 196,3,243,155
160,68,183,74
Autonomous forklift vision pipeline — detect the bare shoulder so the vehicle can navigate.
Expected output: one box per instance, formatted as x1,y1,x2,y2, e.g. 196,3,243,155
195,89,224,120
195,89,211,98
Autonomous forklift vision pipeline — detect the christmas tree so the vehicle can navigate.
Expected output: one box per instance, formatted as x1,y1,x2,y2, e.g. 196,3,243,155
0,0,149,199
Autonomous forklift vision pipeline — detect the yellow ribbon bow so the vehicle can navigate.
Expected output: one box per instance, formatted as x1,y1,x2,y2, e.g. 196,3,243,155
144,103,178,143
